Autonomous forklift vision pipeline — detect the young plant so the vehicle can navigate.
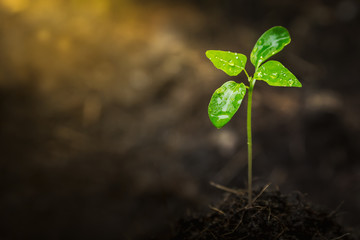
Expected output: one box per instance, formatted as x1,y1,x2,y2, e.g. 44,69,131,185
206,26,301,206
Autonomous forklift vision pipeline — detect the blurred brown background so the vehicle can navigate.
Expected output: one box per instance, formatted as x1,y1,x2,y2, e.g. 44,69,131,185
0,0,359,239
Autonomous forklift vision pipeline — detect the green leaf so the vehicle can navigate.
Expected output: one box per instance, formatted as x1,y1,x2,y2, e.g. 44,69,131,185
206,50,247,76
250,26,291,69
254,60,302,87
208,81,246,129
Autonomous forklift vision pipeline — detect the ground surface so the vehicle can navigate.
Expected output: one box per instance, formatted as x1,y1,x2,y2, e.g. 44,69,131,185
0,0,359,239
173,186,358,240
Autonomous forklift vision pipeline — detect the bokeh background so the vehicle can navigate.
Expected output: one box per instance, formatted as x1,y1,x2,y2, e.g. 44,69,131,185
0,0,359,239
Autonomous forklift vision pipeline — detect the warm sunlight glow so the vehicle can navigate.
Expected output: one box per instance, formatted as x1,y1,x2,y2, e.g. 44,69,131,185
0,0,29,12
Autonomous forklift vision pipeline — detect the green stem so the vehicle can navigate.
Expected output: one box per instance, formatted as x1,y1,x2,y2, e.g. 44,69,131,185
247,77,256,207
243,69,250,79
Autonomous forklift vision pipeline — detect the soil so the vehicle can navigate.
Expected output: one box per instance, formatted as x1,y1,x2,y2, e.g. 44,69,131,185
173,187,358,240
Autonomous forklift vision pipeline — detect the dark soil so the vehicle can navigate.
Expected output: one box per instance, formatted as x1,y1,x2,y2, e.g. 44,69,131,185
173,187,357,240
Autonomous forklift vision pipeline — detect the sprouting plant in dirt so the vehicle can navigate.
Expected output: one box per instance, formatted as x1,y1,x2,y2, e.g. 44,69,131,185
206,26,302,206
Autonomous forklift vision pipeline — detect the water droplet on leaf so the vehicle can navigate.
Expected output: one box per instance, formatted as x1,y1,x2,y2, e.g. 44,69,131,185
270,72,278,79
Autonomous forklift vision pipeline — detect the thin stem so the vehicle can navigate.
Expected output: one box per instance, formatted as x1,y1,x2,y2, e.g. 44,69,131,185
243,69,250,79
247,77,256,206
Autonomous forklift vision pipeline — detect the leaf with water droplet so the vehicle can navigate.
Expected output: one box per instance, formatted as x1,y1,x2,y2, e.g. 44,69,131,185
208,81,247,128
254,61,302,87
206,50,247,76
250,26,291,69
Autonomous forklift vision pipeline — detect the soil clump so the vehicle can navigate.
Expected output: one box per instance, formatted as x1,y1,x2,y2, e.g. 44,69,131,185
173,188,357,240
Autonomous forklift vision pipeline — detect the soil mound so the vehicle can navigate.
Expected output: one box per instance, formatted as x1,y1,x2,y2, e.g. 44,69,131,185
173,188,357,240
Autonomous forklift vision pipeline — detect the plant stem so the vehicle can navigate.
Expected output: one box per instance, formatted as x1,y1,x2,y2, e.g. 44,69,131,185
247,77,256,206
244,69,250,79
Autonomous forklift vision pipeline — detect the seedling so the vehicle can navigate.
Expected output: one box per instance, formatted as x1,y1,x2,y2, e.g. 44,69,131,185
206,26,301,206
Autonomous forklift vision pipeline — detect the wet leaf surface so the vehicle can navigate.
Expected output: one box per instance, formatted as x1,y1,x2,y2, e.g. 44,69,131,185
206,50,247,76
250,26,291,69
208,81,246,128
254,60,302,87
